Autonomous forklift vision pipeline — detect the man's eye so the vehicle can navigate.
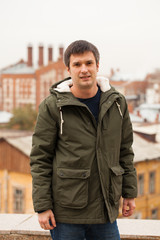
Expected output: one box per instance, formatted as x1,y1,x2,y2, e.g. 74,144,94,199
87,61,92,65
74,63,80,67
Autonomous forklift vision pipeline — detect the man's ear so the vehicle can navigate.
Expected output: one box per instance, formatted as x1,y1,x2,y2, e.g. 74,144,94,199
67,67,70,75
97,62,99,72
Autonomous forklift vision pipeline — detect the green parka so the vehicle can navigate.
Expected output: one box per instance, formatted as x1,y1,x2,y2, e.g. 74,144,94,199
30,77,137,224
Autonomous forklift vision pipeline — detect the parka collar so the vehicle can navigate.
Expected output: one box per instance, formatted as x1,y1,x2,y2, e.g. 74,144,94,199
50,76,111,94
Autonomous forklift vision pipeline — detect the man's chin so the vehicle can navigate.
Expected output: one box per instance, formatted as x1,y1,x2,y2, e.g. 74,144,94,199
79,82,94,89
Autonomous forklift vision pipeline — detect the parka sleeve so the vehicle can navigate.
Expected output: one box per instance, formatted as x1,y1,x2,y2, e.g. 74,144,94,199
119,97,137,199
30,98,58,212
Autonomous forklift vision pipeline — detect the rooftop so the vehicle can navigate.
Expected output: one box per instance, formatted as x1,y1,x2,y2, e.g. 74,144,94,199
110,72,146,81
1,61,35,74
133,132,160,162
5,135,32,156
130,113,144,123
0,129,33,138
0,111,13,124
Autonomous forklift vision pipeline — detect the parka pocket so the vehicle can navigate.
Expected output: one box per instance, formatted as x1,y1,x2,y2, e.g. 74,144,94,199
109,165,124,204
56,168,90,209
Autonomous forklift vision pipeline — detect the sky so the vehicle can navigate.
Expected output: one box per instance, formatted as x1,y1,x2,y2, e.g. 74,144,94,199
0,0,160,77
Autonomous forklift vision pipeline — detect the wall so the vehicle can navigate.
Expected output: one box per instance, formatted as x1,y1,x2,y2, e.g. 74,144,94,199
0,214,160,240
134,159,160,219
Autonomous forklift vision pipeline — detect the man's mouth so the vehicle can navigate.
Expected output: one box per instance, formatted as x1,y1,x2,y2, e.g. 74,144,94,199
80,75,91,80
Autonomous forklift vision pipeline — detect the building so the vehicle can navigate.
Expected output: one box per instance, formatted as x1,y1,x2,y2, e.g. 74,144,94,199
0,134,33,213
35,45,68,110
0,59,36,112
134,103,160,123
133,130,160,219
145,69,160,104
0,44,68,113
109,69,148,112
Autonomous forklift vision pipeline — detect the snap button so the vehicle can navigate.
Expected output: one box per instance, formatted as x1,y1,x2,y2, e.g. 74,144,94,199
82,173,86,178
60,172,63,176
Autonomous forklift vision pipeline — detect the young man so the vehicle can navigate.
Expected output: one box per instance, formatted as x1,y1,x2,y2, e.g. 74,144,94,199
30,40,137,240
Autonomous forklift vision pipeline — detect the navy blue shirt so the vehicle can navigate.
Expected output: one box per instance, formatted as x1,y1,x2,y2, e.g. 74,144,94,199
77,86,101,123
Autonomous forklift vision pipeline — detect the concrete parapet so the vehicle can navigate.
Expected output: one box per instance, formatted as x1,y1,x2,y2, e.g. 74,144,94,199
0,214,160,239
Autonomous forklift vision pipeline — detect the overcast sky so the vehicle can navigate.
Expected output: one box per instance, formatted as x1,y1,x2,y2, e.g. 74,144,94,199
0,0,160,76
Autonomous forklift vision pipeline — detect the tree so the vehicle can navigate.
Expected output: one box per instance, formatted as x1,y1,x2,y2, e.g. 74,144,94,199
8,104,37,130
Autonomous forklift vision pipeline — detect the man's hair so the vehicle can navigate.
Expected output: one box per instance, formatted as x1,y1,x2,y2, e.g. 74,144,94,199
64,40,100,68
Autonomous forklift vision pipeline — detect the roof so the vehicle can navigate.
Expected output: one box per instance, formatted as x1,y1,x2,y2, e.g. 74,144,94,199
133,132,160,163
0,111,13,123
132,123,160,143
1,62,35,75
0,129,33,138
135,104,160,122
138,103,160,110
110,72,146,81
5,136,32,156
130,113,144,123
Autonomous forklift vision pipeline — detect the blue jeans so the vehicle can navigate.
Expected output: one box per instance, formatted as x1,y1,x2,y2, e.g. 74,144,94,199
50,221,121,240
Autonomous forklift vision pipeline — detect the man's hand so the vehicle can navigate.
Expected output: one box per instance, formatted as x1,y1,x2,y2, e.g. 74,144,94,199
38,209,56,230
122,198,136,217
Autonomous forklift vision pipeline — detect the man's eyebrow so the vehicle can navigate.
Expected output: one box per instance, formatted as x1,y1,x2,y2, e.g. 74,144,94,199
87,59,94,62
72,61,82,66
72,61,80,65
72,59,94,65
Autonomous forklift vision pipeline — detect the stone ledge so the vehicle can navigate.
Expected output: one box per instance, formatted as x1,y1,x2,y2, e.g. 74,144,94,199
117,219,160,239
0,214,160,240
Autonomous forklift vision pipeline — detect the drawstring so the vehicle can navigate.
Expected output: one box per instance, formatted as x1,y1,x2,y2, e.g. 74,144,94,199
115,101,123,118
59,107,64,135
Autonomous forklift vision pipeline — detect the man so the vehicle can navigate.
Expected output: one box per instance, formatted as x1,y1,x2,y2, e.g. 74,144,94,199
30,40,137,240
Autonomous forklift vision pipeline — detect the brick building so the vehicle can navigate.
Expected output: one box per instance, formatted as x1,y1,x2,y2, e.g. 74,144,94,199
0,45,68,112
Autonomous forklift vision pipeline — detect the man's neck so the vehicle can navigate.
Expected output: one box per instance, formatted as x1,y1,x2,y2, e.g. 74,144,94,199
71,85,98,99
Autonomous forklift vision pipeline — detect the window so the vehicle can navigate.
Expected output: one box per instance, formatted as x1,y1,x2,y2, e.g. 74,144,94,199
13,188,25,213
151,208,158,219
149,171,155,194
7,84,10,98
138,174,144,196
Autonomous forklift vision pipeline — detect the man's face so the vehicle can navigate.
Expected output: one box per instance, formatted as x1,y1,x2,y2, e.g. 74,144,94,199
67,51,99,90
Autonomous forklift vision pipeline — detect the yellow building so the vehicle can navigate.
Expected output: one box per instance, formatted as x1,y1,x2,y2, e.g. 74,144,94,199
135,159,160,219
0,135,34,213
132,127,160,219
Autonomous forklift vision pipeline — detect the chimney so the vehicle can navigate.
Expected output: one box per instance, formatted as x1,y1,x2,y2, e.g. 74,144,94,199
48,45,53,63
155,113,159,123
59,46,64,60
27,45,33,67
38,44,44,67
137,110,141,118
110,68,114,77
128,103,133,113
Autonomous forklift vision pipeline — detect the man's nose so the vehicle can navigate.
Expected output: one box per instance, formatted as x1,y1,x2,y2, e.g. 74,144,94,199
80,64,88,73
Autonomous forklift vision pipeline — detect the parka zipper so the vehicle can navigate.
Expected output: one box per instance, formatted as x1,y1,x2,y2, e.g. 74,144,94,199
59,107,64,135
115,101,123,118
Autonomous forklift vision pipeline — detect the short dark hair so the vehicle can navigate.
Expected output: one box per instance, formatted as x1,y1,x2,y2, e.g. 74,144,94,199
64,40,100,68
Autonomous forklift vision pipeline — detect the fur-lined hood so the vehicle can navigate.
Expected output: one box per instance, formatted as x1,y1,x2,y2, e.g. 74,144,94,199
50,76,111,93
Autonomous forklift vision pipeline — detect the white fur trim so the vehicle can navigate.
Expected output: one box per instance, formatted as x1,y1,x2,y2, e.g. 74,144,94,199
96,76,111,92
54,79,73,92
54,77,111,93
